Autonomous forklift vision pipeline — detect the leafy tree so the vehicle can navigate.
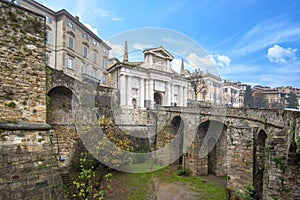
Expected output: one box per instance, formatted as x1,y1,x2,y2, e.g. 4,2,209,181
254,92,268,108
244,85,254,108
286,92,299,109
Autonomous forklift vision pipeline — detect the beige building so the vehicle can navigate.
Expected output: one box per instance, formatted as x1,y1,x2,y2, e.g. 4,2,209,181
222,80,241,107
188,71,222,104
108,43,188,108
21,0,111,85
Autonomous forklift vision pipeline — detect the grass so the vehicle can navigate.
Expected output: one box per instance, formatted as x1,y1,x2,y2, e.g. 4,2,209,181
170,175,227,199
108,165,227,200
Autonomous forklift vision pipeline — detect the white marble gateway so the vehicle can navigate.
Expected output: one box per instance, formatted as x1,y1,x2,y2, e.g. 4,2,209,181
108,43,188,108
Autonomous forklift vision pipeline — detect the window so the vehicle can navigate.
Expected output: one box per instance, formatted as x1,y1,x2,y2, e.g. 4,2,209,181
67,19,76,30
46,31,52,44
103,60,107,69
66,56,74,69
83,46,88,58
45,15,52,24
82,32,89,40
93,53,97,63
213,82,221,88
68,36,74,49
82,65,87,74
224,88,228,93
92,39,98,47
103,46,107,53
92,68,97,78
102,75,107,85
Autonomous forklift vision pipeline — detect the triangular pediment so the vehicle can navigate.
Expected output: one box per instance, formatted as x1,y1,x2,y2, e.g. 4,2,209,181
143,47,174,61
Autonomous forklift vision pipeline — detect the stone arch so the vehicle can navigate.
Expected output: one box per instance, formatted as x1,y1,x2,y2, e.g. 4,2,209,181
47,86,79,124
154,92,163,105
253,129,267,199
170,116,184,164
193,120,227,176
156,115,184,165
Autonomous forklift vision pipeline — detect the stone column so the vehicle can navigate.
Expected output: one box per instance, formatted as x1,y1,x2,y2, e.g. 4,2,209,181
120,74,126,106
167,82,172,106
149,79,154,107
171,84,175,106
127,75,132,107
183,87,187,107
139,78,144,108
179,85,184,106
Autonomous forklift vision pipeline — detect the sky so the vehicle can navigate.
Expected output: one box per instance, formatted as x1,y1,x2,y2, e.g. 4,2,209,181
39,0,300,88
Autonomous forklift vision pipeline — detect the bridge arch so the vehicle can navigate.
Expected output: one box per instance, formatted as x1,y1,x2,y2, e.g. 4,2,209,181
156,115,184,165
253,129,267,198
192,120,227,176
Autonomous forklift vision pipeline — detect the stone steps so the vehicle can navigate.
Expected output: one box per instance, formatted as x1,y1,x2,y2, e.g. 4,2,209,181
61,173,71,186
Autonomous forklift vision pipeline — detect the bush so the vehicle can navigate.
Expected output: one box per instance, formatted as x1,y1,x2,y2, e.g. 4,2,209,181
175,168,191,176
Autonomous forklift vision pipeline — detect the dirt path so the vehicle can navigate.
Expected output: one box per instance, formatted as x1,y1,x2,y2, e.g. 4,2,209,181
151,178,197,200
105,166,227,200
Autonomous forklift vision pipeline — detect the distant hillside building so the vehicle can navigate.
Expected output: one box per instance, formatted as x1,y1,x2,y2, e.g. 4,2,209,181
253,85,300,108
20,0,111,85
108,42,188,108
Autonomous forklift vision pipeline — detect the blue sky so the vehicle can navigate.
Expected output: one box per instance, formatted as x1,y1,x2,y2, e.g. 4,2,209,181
40,0,300,87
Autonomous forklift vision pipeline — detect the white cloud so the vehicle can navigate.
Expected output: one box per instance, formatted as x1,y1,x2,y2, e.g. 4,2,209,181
75,0,123,22
267,44,297,63
132,43,153,50
84,23,99,36
170,58,182,73
231,19,300,56
185,53,220,76
216,54,231,67
187,53,216,70
106,41,124,58
112,17,124,21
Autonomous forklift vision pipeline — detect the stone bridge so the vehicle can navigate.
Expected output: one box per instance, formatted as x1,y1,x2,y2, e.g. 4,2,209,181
46,67,300,200
109,103,300,200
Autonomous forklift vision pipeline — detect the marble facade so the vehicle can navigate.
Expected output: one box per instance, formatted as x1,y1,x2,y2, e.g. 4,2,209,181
108,44,188,108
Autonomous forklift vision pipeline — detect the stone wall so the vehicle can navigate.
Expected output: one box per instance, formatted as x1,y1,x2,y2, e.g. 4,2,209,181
0,1,65,199
0,129,65,199
0,1,46,123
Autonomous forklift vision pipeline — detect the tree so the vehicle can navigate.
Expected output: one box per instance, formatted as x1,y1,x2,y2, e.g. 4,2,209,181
244,85,254,108
190,71,206,101
286,92,299,109
254,92,268,108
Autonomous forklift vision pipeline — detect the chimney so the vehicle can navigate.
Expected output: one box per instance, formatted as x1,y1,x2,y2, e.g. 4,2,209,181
75,16,79,21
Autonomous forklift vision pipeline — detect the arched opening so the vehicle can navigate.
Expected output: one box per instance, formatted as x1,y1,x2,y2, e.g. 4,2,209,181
194,120,226,176
154,92,163,105
171,116,184,165
156,116,184,165
47,86,78,124
253,130,267,199
208,137,217,175
132,98,137,109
